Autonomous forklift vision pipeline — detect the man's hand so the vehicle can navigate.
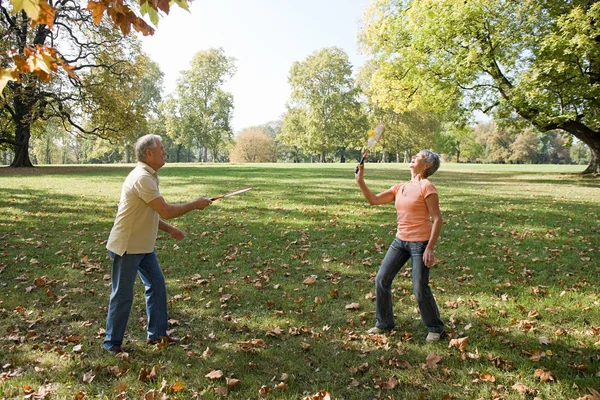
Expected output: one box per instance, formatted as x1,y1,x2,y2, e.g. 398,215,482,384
194,197,212,210
170,226,186,240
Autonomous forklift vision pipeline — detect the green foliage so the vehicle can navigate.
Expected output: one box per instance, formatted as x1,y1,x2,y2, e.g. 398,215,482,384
165,48,236,163
281,47,367,162
360,0,600,173
0,6,148,166
0,164,598,399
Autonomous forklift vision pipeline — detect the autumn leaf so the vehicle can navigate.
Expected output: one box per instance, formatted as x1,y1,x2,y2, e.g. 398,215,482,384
303,275,317,285
301,390,331,400
138,366,158,382
82,370,95,383
142,389,163,400
381,375,398,389
0,68,19,97
170,380,184,392
448,336,469,353
31,0,54,28
258,385,271,398
534,367,555,382
226,377,240,388
202,346,213,358
11,0,41,20
345,303,360,310
425,351,442,367
511,382,537,396
478,371,496,383
522,348,546,362
300,341,311,350
205,369,224,380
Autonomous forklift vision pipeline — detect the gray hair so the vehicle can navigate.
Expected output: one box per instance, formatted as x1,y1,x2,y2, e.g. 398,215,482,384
421,149,441,178
135,134,162,162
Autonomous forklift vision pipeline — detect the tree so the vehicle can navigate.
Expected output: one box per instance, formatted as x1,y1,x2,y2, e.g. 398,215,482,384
509,129,542,164
166,48,236,162
0,2,151,167
356,60,441,163
230,128,277,163
360,0,600,174
281,47,366,162
0,0,188,168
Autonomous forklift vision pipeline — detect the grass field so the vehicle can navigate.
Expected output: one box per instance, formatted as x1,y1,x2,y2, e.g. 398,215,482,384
0,163,599,399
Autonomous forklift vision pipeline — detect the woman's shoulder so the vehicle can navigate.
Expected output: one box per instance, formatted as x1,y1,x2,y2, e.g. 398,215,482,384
419,179,438,196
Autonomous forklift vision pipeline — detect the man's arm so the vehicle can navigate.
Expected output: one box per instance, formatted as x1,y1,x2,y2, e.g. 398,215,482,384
148,196,212,220
159,220,186,240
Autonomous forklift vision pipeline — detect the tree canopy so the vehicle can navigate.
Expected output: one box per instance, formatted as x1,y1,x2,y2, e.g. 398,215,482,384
280,47,367,162
164,48,236,163
360,0,600,173
0,0,187,167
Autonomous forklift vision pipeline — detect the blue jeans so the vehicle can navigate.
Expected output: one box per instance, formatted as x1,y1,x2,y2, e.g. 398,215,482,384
104,251,168,350
374,238,444,333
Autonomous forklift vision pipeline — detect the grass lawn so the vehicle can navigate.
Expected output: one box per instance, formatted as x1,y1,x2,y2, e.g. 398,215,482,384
0,162,599,399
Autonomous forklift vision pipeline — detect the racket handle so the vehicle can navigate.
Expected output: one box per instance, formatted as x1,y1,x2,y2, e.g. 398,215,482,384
355,152,368,174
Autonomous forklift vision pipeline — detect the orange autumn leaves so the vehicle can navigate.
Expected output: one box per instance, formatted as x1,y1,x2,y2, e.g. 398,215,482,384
2,0,189,96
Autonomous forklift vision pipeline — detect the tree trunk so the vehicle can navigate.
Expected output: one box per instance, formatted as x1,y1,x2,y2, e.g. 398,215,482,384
176,144,182,163
559,121,599,174
339,146,346,163
10,125,34,167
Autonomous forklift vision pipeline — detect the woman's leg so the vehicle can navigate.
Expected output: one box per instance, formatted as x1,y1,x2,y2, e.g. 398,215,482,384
409,242,444,334
374,239,411,330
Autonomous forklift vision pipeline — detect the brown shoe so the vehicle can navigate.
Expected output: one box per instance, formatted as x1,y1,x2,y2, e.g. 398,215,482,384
147,336,180,345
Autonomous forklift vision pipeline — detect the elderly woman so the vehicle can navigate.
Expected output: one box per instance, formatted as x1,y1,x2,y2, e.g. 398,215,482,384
355,149,444,342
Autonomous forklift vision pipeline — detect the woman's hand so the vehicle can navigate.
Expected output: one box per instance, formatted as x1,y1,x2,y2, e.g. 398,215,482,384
423,246,437,268
355,163,364,182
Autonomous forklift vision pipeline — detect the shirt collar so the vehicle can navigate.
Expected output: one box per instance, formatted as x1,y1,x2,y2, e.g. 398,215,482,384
137,162,157,176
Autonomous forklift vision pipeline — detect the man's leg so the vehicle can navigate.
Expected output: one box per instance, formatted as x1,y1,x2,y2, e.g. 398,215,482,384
104,252,142,351
137,251,168,342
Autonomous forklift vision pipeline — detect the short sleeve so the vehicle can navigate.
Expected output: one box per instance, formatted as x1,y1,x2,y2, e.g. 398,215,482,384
420,180,438,198
390,183,402,196
134,174,161,204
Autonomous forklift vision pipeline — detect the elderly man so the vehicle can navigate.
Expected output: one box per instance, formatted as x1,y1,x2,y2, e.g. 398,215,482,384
103,134,212,354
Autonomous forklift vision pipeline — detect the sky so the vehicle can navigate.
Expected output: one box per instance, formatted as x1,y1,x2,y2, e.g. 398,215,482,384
141,0,372,133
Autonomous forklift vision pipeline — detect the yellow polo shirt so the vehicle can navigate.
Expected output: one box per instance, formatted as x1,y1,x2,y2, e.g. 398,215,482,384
106,162,161,256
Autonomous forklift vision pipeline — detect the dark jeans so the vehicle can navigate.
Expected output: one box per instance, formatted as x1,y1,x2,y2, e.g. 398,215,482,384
374,238,444,333
103,251,168,350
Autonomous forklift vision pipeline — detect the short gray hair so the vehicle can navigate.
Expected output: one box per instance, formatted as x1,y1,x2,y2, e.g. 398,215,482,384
421,149,440,178
135,134,161,162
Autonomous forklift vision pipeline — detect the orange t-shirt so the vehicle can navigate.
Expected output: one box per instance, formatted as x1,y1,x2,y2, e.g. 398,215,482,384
391,179,437,241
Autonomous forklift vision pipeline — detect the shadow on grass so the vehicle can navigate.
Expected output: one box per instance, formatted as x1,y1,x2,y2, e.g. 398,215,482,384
0,165,598,398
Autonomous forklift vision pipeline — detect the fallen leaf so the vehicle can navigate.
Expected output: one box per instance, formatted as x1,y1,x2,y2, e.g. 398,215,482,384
259,385,271,398
226,377,240,388
534,368,555,382
205,370,224,380
345,303,360,310
449,337,469,353
82,370,95,383
479,371,496,382
425,351,442,367
171,380,184,392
